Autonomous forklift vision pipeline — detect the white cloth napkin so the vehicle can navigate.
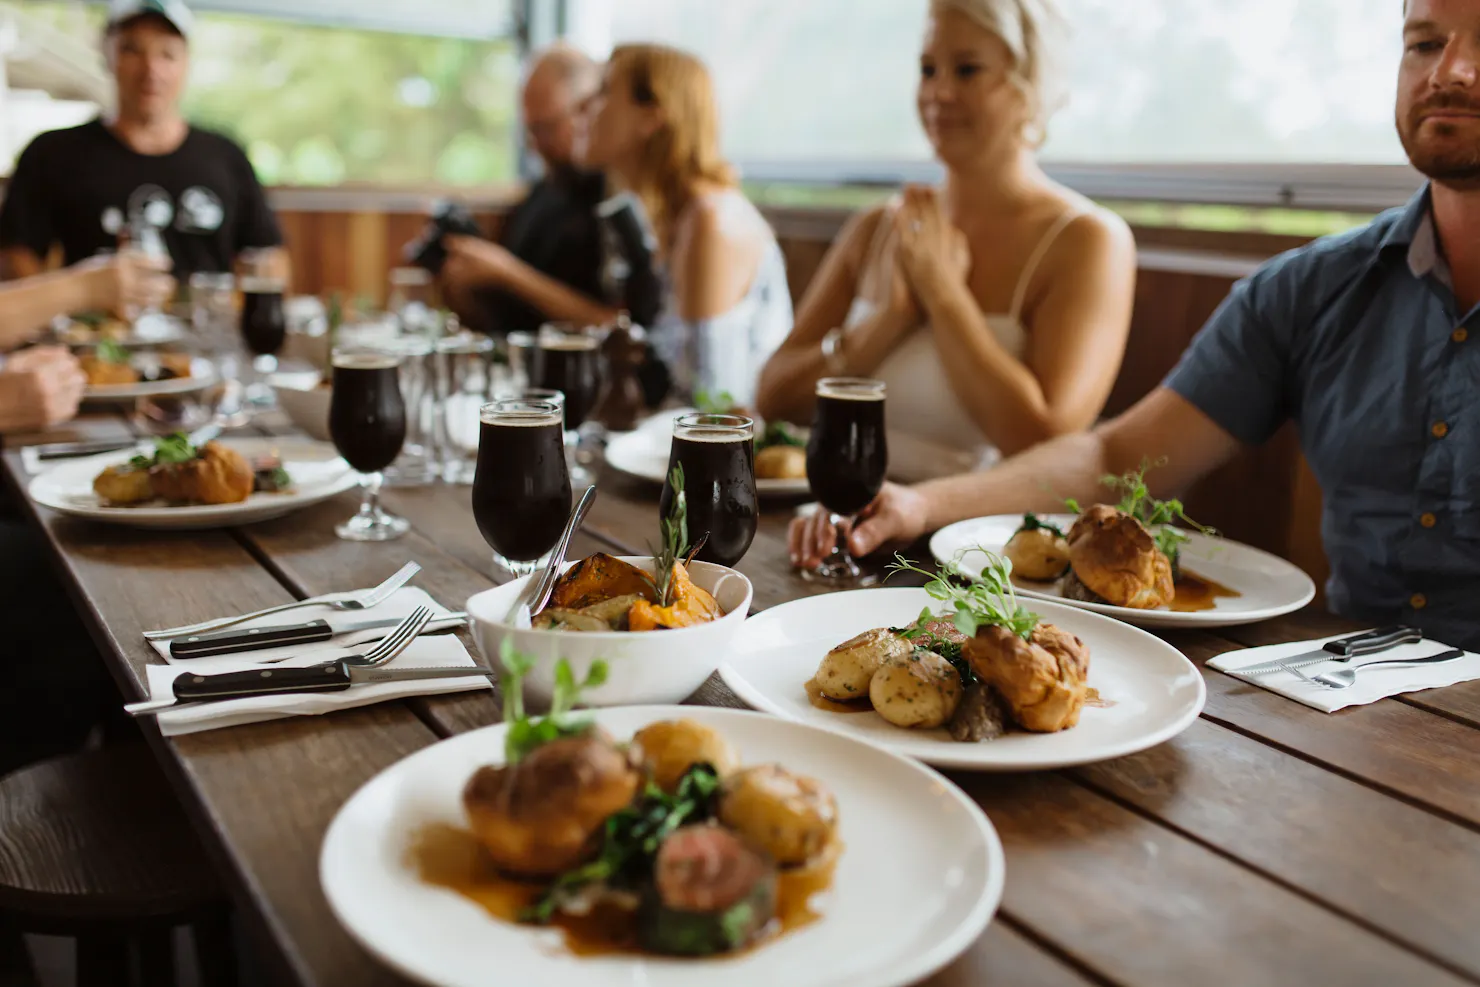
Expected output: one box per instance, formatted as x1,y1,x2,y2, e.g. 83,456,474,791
1210,632,1480,712
147,587,463,670
143,635,491,736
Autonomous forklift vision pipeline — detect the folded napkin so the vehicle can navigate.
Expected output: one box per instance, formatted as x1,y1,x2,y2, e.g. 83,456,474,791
143,636,491,737
148,587,464,670
1210,632,1480,713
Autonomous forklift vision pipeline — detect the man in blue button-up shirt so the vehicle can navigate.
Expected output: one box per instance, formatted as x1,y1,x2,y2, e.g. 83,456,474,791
791,0,1480,649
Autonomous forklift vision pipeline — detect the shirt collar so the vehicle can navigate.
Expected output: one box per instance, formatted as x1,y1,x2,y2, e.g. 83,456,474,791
1376,184,1455,287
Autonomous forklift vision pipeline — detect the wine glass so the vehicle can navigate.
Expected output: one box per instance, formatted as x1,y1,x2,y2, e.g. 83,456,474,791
659,414,757,567
801,378,888,585
239,274,287,410
472,399,573,578
329,346,410,542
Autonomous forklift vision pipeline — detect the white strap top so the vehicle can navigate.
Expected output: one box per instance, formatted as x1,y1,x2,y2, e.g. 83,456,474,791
848,206,1082,476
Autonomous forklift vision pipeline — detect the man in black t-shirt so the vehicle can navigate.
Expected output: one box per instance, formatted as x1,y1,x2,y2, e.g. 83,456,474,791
440,44,610,336
0,0,283,283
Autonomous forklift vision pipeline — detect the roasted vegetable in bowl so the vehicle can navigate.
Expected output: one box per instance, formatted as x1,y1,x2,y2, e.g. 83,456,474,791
532,553,724,632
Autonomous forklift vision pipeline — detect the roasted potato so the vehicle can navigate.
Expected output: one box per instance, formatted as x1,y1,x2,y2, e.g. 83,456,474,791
813,628,909,702
462,733,641,877
93,464,154,505
718,764,837,867
869,650,963,729
633,719,739,792
755,444,806,480
80,357,139,387
1004,527,1071,581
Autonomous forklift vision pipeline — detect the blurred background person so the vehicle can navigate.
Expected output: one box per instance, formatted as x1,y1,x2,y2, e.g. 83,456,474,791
756,0,1135,471
441,42,615,335
0,0,285,285
573,43,792,409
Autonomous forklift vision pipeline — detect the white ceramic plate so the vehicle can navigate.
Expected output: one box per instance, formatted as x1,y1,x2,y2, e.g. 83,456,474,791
62,313,188,348
720,588,1205,771
604,416,811,497
320,705,1002,987
930,513,1316,629
28,437,359,529
83,356,218,402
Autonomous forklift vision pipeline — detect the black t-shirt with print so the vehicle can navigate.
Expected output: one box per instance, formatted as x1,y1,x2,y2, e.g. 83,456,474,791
0,119,282,279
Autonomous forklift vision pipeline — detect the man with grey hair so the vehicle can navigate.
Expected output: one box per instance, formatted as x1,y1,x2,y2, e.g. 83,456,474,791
441,43,609,336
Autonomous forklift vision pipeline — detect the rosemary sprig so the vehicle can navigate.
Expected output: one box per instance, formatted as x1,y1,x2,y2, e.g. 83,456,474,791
887,549,1039,641
654,463,688,607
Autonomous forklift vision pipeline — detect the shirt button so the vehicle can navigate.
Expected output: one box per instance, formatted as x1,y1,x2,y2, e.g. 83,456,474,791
1454,327,1470,343
1432,421,1450,439
1420,512,1438,528
1411,593,1429,610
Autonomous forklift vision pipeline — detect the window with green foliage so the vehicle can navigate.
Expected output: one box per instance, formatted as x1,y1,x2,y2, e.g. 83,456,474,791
0,0,519,186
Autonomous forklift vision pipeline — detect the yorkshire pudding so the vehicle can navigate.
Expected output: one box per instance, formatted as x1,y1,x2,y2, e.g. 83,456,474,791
1064,505,1173,609
150,442,255,505
963,623,1089,733
462,732,641,878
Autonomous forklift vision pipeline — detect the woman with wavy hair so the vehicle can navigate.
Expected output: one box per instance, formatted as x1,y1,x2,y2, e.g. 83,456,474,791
758,0,1136,475
576,43,792,407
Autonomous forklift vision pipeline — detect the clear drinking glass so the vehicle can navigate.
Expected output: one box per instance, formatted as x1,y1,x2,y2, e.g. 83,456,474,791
436,333,496,484
329,346,411,541
472,399,573,578
504,330,536,392
188,271,248,427
388,266,436,335
382,334,440,487
801,378,888,586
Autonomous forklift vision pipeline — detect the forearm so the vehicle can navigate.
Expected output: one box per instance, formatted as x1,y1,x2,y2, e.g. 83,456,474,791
922,281,1062,455
755,309,911,423
499,257,618,328
913,430,1110,530
0,269,94,350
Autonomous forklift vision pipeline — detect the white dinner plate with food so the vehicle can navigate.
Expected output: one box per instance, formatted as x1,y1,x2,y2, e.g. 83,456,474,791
61,312,188,348
930,513,1316,629
320,705,1002,987
82,355,218,402
720,586,1205,771
28,436,358,529
604,420,812,497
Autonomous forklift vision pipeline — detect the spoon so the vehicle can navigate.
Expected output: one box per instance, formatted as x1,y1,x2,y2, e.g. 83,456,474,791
506,485,598,628
1311,649,1466,690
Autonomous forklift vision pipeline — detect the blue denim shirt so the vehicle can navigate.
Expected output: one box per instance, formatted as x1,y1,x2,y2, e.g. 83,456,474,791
1165,186,1480,650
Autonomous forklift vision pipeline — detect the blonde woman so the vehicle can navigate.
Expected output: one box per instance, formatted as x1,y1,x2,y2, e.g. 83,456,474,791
757,0,1136,472
575,44,792,408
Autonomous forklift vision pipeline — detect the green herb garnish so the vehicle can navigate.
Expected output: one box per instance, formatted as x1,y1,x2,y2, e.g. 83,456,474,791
498,638,609,766
653,463,689,607
1016,512,1065,539
96,338,130,365
887,550,1039,641
128,431,199,471
757,420,804,450
1065,459,1216,562
521,762,722,923
693,389,736,415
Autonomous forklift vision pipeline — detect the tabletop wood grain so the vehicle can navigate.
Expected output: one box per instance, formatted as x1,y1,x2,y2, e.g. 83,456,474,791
5,414,1478,987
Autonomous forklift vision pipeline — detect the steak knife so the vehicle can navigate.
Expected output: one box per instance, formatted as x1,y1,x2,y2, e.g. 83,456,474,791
1229,625,1423,677
125,661,496,717
168,612,466,659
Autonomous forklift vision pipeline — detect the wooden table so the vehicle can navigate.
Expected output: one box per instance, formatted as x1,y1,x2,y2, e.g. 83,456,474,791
5,412,1480,987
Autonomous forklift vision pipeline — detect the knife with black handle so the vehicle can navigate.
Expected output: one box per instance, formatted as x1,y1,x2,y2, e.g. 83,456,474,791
125,663,496,716
168,612,466,659
1233,625,1424,676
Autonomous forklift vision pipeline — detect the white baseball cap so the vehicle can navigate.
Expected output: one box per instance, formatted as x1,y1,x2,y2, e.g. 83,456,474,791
107,0,194,38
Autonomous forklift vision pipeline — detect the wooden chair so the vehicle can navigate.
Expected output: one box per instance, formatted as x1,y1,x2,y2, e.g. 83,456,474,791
0,745,236,987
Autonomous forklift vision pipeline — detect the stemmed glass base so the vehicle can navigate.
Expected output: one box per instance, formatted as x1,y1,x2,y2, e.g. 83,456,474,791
798,512,880,588
494,550,551,580
336,472,410,542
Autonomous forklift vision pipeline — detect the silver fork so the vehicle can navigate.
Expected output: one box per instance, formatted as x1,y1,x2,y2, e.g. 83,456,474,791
143,562,421,641
256,606,436,666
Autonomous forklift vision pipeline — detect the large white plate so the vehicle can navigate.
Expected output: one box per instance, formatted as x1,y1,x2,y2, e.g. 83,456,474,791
62,312,188,349
83,355,218,402
28,437,359,529
320,705,1003,987
720,588,1205,771
930,513,1317,629
604,415,811,497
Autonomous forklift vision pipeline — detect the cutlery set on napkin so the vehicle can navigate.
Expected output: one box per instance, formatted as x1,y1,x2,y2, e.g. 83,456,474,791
1210,625,1480,713
126,561,496,736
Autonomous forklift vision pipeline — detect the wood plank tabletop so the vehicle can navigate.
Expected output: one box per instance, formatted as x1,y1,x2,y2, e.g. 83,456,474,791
4,413,1478,987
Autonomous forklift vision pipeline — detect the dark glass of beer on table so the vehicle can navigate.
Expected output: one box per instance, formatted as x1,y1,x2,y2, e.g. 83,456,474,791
531,324,603,487
473,399,573,577
329,347,410,542
802,378,887,585
659,414,757,568
239,275,287,409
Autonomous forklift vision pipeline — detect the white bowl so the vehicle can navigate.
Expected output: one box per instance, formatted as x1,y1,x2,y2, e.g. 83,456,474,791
466,555,753,708
270,371,332,442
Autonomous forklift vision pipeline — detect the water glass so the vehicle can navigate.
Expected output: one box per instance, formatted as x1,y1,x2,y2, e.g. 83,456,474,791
188,271,247,427
436,333,496,484
382,334,440,487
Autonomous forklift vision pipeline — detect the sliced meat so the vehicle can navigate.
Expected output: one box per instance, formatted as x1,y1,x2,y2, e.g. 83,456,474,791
947,682,1012,742
654,824,774,914
1059,568,1111,605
